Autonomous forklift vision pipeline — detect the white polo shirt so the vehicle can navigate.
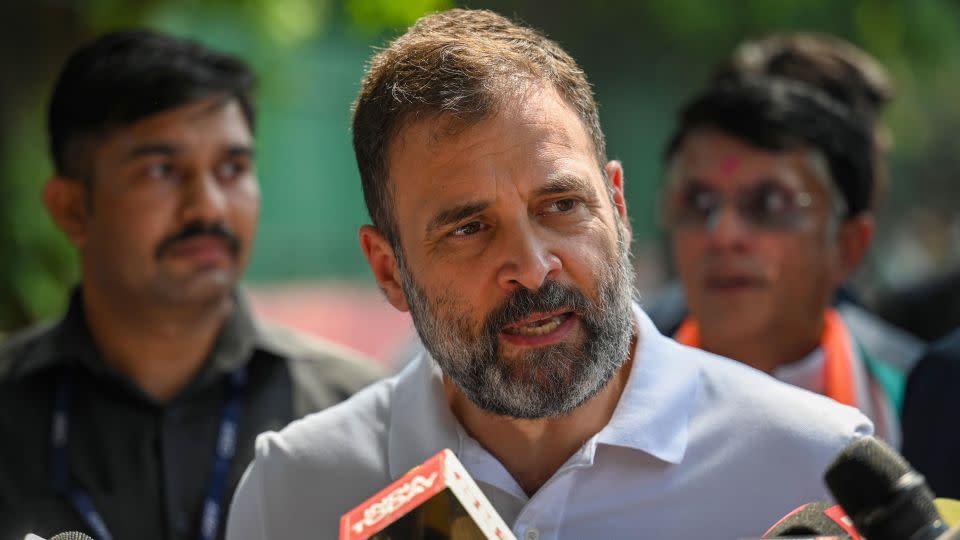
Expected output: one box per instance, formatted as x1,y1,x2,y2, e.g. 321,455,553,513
774,345,899,448
226,305,872,539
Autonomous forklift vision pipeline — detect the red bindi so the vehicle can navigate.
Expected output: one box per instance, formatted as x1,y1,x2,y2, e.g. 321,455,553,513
720,155,741,176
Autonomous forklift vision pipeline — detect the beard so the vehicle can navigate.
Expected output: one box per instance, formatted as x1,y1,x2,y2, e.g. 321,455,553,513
397,223,636,419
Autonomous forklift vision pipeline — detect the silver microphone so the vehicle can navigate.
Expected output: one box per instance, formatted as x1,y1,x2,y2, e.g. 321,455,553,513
50,533,94,540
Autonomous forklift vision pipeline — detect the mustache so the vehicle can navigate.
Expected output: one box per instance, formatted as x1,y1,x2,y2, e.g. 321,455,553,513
155,221,241,259
484,281,590,334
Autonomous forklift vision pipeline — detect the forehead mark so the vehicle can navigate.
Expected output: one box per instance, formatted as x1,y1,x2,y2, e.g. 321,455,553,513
719,154,741,177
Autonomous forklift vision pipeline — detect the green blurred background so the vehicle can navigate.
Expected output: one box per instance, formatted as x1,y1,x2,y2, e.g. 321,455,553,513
3,0,960,337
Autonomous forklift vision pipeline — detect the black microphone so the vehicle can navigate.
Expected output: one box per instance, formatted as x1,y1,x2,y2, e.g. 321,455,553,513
825,436,949,540
761,501,860,538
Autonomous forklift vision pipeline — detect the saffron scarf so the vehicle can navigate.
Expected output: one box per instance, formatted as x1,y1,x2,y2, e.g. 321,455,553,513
674,308,857,407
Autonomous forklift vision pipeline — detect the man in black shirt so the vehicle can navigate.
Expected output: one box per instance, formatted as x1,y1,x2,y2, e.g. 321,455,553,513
0,30,382,539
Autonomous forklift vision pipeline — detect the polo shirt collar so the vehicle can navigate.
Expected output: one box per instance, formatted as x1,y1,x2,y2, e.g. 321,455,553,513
387,350,464,478
386,303,699,479
594,304,698,464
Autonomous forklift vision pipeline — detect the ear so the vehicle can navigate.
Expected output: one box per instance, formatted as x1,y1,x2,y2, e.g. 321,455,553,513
359,225,409,312
831,214,874,285
43,176,90,248
604,160,632,244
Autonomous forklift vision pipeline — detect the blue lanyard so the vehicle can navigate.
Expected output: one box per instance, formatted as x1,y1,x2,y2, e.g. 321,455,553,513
49,366,248,540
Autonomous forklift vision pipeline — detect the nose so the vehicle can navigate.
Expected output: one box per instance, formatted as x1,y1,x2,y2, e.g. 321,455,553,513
179,170,227,225
705,203,751,249
495,223,562,292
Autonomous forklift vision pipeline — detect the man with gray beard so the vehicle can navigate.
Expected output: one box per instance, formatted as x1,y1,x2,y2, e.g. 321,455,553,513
228,9,873,539
397,228,634,419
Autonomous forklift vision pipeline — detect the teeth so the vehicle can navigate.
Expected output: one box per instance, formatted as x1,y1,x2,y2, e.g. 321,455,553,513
504,314,568,336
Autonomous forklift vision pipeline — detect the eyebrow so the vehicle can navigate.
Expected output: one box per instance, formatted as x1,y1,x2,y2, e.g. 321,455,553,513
225,145,255,158
426,200,490,234
123,143,255,161
124,143,180,161
424,174,597,234
533,173,596,198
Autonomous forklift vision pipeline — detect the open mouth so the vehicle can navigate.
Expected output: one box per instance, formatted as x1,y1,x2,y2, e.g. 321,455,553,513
502,311,575,336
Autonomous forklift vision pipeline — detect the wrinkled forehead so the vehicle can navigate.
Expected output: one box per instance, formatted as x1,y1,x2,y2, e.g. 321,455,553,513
389,81,602,167
387,83,602,186
391,81,528,145
385,85,607,240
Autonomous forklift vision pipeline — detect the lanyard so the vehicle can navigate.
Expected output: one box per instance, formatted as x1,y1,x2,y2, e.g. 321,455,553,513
674,308,858,407
49,366,248,540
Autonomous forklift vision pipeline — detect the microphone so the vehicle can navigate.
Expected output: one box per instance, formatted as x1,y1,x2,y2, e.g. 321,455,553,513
825,436,949,540
339,449,517,540
760,501,861,539
23,534,94,540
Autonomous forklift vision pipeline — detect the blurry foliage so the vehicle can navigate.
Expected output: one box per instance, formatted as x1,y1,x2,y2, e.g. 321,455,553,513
2,0,959,331
347,0,453,33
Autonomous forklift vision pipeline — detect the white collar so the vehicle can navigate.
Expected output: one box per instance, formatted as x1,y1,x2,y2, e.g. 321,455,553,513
773,347,827,394
386,303,700,480
594,304,698,463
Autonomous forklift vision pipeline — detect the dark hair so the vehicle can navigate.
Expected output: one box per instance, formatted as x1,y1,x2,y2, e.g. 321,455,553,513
711,33,893,208
352,8,604,248
664,77,875,217
713,32,893,122
48,29,256,179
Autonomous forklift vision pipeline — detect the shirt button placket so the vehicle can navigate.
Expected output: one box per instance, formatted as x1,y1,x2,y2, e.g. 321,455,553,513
524,527,540,540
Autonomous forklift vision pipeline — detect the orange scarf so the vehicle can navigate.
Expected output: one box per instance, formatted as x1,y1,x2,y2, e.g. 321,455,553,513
674,308,857,407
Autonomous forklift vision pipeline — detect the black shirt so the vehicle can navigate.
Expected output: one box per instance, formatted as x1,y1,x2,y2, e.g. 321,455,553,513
901,327,960,498
0,290,383,540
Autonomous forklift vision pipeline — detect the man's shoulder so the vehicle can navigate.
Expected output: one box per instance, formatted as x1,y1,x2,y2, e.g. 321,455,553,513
838,302,925,373
0,322,57,382
255,320,385,395
919,327,960,367
242,354,442,496
906,328,960,394
675,340,873,438
260,372,394,462
232,375,397,536
669,342,871,491
900,328,960,498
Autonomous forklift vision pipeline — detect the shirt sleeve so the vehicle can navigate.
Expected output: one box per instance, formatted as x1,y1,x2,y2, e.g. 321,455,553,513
226,460,269,540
